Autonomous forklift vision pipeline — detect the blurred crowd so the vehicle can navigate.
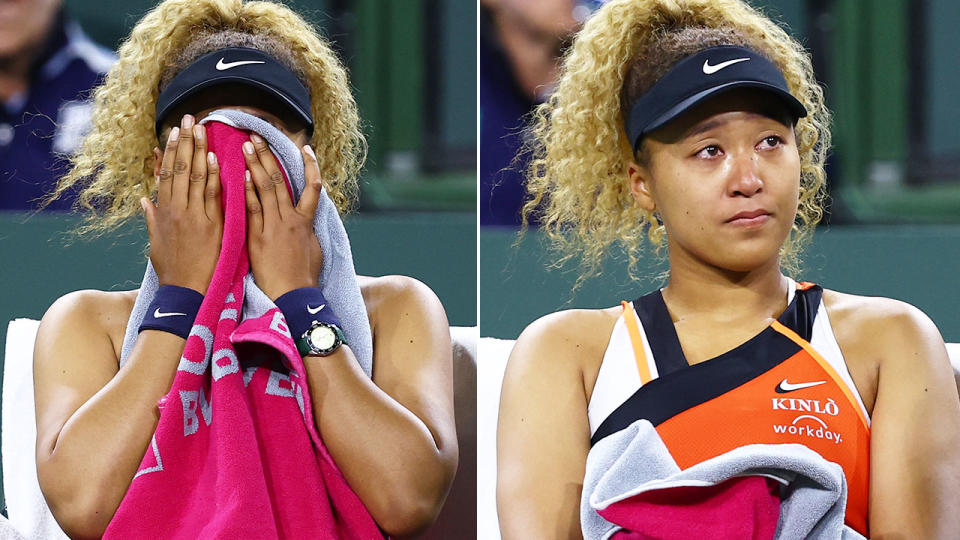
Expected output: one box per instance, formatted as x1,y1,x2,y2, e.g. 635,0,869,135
480,0,598,226
0,0,115,211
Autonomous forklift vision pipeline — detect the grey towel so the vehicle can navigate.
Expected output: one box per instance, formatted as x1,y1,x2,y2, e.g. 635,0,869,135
582,419,866,540
120,109,373,377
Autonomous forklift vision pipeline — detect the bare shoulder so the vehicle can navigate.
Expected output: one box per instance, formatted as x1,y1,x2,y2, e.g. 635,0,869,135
357,274,447,330
36,289,139,364
822,289,943,352
33,289,139,452
507,306,621,394
822,289,949,409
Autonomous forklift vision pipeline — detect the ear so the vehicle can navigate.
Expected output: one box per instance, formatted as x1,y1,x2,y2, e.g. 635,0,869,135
627,160,656,213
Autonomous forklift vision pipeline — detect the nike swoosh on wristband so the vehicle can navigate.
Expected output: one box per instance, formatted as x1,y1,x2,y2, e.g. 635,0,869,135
702,57,751,74
216,58,266,71
306,304,326,314
154,308,187,318
775,379,827,393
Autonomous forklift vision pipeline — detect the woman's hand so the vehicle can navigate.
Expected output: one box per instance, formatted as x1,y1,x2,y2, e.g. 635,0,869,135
243,133,324,301
144,114,223,294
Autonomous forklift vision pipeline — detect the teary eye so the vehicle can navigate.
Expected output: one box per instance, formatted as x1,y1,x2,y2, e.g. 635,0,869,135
695,145,722,159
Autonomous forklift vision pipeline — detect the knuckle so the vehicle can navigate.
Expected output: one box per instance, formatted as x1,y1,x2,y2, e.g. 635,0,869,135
255,143,271,156
158,167,173,180
173,160,188,174
258,181,274,191
269,171,284,184
190,171,206,183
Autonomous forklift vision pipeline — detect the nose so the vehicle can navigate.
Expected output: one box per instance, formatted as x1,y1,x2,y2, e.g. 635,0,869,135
727,151,763,197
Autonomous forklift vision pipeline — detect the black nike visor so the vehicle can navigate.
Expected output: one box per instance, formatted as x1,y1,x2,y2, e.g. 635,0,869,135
625,45,807,152
155,47,314,138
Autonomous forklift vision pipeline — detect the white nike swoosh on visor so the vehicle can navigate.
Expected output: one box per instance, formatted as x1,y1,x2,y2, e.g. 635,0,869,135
306,304,325,314
777,379,827,392
216,58,266,71
154,308,187,318
702,57,751,74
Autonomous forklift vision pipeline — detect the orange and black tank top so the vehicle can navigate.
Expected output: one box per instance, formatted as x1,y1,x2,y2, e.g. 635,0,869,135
587,281,871,536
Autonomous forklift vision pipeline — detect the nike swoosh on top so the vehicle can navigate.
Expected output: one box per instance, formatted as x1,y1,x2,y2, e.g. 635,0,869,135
216,58,266,71
306,304,326,315
154,308,187,318
775,379,827,393
702,57,750,74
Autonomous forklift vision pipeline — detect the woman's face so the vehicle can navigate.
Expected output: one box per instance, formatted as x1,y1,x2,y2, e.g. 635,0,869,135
628,89,802,273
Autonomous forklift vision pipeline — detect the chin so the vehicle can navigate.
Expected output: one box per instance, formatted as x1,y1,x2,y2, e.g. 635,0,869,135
711,245,781,273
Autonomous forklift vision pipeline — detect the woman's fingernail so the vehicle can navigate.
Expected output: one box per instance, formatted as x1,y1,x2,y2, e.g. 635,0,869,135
243,141,254,155
193,124,203,139
182,114,194,129
169,127,179,142
245,170,251,182
250,133,262,144
303,145,315,158
207,151,216,165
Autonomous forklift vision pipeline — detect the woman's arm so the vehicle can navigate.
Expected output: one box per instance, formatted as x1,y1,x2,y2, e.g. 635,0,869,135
497,311,605,540
34,115,222,538
303,276,458,537
34,292,187,539
863,299,960,538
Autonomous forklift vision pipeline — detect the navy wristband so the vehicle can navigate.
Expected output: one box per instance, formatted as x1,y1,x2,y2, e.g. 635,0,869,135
274,287,343,340
138,285,204,339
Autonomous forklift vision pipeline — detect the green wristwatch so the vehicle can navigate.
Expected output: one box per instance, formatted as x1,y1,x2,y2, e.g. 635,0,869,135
296,320,346,357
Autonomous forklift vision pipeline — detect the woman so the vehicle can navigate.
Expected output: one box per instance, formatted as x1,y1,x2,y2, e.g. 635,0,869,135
497,0,960,538
33,0,457,537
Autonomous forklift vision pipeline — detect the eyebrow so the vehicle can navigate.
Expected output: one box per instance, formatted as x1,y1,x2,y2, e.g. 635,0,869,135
685,117,729,139
683,111,782,140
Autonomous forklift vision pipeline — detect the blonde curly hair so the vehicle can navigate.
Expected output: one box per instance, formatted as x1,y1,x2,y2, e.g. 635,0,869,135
45,0,366,236
521,0,831,283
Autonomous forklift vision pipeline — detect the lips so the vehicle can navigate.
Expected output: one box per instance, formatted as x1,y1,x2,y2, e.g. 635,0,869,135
726,209,772,225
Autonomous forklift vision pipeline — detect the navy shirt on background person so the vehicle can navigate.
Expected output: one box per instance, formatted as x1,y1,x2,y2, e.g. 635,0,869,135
0,10,115,211
479,7,535,226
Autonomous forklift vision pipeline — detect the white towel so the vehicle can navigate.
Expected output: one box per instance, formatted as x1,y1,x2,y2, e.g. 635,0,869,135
2,319,69,539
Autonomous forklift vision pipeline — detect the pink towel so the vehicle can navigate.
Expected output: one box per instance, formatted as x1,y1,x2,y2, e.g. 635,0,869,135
104,122,383,538
598,476,781,540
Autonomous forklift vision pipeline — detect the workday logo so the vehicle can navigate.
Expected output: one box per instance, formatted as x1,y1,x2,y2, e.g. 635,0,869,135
773,415,843,445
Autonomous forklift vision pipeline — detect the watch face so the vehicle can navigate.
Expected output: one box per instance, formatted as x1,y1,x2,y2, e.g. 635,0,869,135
309,325,337,351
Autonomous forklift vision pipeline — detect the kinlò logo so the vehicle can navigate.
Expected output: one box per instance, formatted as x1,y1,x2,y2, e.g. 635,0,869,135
771,397,840,416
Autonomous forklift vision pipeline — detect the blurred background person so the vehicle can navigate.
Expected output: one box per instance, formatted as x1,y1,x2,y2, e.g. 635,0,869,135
480,0,585,225
0,0,115,210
